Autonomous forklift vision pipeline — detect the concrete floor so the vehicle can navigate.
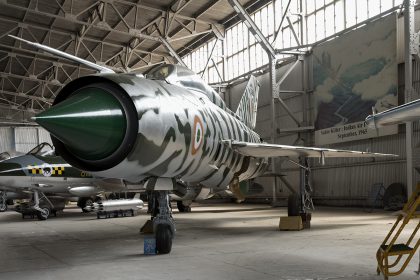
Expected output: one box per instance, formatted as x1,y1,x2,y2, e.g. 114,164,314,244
0,203,418,280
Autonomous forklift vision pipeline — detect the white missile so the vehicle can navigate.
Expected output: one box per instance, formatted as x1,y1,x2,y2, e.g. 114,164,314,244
85,198,143,212
366,99,420,128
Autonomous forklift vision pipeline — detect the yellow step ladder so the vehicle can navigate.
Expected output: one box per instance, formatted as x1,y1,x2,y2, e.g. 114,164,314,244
376,184,420,279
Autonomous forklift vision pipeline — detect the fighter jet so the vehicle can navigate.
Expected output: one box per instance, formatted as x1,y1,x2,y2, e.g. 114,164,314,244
0,142,140,219
9,35,396,254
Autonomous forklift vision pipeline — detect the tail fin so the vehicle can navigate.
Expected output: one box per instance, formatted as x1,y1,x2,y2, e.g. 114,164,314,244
236,75,260,129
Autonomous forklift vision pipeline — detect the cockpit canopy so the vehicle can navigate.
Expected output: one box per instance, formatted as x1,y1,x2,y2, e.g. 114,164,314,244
146,64,225,109
147,64,209,92
27,142,55,157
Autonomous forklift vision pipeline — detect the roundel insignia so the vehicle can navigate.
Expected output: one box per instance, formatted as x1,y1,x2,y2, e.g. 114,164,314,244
192,116,204,155
42,164,53,177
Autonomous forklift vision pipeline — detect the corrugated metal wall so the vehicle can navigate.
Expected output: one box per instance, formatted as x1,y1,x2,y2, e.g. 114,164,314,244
0,128,13,152
0,127,52,153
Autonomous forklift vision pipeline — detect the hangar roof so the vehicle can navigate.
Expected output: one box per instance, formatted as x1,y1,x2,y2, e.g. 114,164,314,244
0,0,268,119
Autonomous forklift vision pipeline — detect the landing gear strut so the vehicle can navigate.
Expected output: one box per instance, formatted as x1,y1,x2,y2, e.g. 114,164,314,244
0,191,7,212
151,191,175,254
141,178,176,254
32,191,53,220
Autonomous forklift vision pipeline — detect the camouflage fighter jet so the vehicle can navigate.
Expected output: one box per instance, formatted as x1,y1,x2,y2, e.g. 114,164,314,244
10,35,397,254
0,142,139,219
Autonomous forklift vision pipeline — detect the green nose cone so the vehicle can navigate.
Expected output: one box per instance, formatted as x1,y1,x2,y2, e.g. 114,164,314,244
34,87,126,161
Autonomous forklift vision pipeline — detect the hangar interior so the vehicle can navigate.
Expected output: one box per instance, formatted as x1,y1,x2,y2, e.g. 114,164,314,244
0,0,419,279
0,0,417,206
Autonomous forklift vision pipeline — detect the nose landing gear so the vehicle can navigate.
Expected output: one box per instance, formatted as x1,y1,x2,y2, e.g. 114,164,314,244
141,189,175,254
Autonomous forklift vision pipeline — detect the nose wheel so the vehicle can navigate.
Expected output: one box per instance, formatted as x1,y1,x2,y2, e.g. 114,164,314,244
150,190,175,254
156,224,173,254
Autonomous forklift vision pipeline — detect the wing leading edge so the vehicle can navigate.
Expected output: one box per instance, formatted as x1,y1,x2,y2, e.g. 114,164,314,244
223,140,398,158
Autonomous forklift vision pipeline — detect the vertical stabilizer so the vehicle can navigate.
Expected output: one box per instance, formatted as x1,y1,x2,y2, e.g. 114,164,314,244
236,75,260,129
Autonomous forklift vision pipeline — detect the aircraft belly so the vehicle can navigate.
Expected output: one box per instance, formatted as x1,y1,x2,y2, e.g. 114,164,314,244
0,176,32,188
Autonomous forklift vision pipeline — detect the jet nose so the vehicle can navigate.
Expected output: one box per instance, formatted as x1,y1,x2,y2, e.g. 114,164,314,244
34,86,127,161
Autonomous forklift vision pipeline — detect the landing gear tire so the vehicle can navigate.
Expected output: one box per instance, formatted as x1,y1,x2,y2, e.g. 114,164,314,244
0,203,7,212
148,190,175,254
79,198,94,213
287,193,300,216
0,191,7,212
177,201,191,213
156,224,173,254
36,207,50,220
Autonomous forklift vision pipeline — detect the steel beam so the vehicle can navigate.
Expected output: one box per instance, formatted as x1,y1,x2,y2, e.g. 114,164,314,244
269,57,278,206
0,88,52,104
0,48,91,73
201,39,218,78
275,58,301,95
2,1,160,42
227,0,275,58
0,72,62,88
286,16,301,46
160,37,187,67
275,5,402,54
272,0,292,44
129,0,222,70
104,0,222,26
273,57,301,126
0,103,40,113
404,0,416,197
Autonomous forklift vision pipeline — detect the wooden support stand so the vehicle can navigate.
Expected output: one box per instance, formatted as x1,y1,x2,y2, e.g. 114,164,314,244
279,216,303,231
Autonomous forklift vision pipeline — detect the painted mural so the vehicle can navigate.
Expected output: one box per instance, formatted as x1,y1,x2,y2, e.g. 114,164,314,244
313,14,398,145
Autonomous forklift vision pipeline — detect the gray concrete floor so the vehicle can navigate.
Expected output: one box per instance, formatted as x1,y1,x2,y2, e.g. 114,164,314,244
0,203,418,280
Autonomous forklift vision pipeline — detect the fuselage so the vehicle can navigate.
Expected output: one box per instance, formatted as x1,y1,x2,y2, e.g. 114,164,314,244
91,74,268,189
35,65,269,190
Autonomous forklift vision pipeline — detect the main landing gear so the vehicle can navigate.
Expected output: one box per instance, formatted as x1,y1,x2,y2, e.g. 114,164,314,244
32,190,53,220
177,200,192,213
0,191,7,212
142,190,175,254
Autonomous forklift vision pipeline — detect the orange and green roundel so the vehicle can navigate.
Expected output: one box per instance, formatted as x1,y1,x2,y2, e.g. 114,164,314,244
191,116,204,155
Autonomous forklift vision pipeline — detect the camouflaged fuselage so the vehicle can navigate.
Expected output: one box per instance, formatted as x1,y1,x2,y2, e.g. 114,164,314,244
90,74,269,189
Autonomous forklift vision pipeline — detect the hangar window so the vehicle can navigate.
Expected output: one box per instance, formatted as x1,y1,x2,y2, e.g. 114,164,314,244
182,0,404,85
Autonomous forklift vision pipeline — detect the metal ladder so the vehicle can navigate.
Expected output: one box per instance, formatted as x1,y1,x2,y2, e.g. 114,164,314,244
376,184,420,279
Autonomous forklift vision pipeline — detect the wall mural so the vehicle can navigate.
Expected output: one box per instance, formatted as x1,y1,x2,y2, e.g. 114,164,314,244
313,14,398,145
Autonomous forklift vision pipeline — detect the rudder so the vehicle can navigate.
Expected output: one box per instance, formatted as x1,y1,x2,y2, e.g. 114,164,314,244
236,75,260,130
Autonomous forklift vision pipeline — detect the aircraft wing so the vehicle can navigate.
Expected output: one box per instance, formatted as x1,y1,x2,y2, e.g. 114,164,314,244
223,140,397,158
